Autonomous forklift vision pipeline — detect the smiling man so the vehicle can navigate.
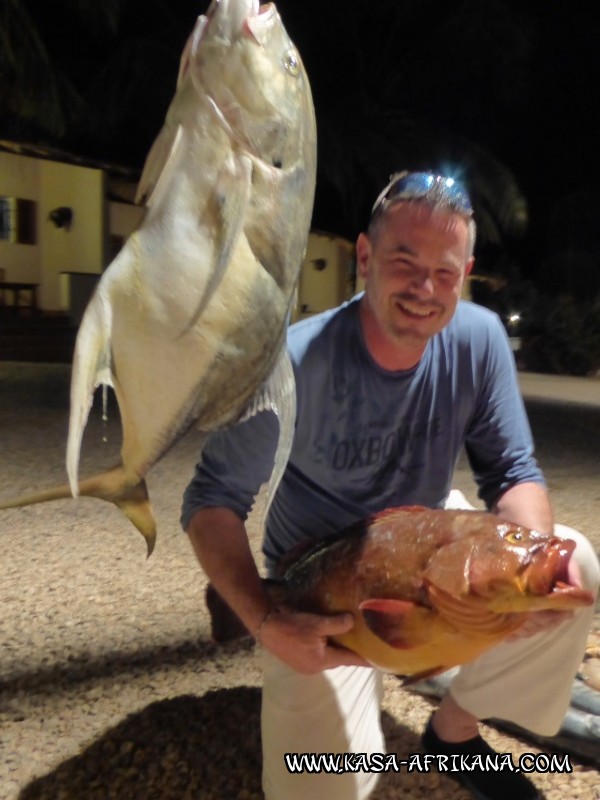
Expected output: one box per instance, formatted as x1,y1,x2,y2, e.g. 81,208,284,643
357,182,474,369
182,172,599,800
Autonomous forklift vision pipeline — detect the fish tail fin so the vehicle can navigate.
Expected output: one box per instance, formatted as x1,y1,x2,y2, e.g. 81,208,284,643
67,292,113,499
77,466,157,556
0,467,156,557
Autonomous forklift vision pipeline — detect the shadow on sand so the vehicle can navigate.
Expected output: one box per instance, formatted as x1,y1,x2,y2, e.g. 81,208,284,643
18,685,465,800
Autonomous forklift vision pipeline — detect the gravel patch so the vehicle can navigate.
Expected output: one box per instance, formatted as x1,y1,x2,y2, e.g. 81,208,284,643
0,363,599,800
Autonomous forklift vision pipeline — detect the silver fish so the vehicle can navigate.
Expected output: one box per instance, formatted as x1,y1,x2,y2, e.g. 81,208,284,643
0,0,317,555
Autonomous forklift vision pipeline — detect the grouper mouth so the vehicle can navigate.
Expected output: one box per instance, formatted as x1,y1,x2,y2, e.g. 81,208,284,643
519,538,592,603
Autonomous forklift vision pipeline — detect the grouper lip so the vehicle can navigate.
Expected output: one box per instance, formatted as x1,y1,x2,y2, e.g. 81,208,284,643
518,538,575,595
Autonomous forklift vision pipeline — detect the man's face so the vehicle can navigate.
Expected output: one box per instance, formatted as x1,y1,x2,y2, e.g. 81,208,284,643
357,202,474,352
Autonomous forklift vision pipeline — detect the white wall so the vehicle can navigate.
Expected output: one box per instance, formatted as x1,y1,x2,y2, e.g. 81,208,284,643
0,151,41,284
38,161,105,310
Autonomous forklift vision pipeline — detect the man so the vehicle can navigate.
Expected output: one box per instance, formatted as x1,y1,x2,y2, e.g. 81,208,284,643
182,172,599,800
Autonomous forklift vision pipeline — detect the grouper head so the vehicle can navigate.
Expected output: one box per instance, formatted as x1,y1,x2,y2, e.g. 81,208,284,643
423,518,595,613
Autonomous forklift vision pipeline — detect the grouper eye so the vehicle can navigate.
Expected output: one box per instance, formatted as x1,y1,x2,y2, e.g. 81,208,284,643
284,49,299,76
505,530,525,544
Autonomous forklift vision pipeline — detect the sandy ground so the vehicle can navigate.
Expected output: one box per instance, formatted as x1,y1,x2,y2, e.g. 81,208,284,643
0,362,599,800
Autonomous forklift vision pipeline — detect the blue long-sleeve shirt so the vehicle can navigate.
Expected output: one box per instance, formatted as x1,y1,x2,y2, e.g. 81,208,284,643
181,297,544,569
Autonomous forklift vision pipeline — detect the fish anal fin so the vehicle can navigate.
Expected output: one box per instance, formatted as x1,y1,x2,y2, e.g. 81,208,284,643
359,599,434,649
67,290,113,498
401,664,452,687
243,346,296,539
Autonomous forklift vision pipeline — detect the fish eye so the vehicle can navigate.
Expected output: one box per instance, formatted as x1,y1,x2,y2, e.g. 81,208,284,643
272,158,283,169
284,49,299,76
505,530,525,544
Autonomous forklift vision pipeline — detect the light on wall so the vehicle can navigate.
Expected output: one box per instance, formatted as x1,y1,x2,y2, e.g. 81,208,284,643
48,206,73,230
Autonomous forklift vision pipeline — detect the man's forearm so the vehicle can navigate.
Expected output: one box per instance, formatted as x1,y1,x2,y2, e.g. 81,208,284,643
186,506,367,673
186,506,271,638
492,481,554,534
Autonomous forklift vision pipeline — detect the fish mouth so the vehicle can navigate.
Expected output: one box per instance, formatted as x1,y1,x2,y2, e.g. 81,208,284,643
206,0,282,44
205,0,261,41
519,538,590,603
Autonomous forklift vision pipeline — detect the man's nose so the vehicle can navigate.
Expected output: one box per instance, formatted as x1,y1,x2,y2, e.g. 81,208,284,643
411,270,435,296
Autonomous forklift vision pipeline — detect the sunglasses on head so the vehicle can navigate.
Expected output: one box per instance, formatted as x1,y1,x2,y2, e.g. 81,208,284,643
370,171,474,221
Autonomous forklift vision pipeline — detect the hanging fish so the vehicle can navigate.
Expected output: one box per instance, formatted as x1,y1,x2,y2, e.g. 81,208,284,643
0,0,317,555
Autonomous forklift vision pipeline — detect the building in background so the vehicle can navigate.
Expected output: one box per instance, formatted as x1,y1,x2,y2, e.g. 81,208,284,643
1,142,357,329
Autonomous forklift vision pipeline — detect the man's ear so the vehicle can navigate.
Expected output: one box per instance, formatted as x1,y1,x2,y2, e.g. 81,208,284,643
356,232,372,280
465,256,475,277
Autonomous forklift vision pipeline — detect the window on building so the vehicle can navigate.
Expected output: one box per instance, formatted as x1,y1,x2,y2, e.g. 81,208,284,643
0,197,15,241
0,197,37,244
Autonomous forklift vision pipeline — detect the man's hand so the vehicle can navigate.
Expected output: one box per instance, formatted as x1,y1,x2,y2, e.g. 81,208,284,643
507,608,574,641
258,608,371,674
508,554,582,641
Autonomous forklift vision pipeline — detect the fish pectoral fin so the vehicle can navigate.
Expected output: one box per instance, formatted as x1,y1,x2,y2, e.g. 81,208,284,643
77,467,157,557
135,122,185,208
359,599,434,649
179,154,252,337
427,584,523,637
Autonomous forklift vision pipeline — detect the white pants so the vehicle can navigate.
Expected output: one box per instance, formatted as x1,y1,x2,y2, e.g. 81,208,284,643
261,496,600,800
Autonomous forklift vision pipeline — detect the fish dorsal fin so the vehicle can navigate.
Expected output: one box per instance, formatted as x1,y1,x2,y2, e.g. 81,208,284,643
370,505,429,523
359,599,436,649
179,154,252,337
135,123,185,209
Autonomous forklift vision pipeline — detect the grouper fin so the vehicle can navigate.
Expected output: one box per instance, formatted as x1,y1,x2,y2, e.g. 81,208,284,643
359,599,435,649
400,664,453,687
135,123,185,209
243,344,296,535
67,291,113,500
179,154,252,337
426,584,523,637
0,466,157,556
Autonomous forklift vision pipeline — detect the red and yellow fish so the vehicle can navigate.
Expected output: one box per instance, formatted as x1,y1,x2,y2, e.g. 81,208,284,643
208,506,594,678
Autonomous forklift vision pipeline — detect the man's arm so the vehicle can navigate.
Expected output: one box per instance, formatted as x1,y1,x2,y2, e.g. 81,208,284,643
492,481,578,638
492,481,553,534
186,506,369,674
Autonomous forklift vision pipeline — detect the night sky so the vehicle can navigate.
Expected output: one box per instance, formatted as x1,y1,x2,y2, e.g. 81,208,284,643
2,0,599,293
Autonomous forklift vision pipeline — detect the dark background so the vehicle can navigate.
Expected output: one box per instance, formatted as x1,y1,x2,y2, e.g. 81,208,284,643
1,0,599,300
